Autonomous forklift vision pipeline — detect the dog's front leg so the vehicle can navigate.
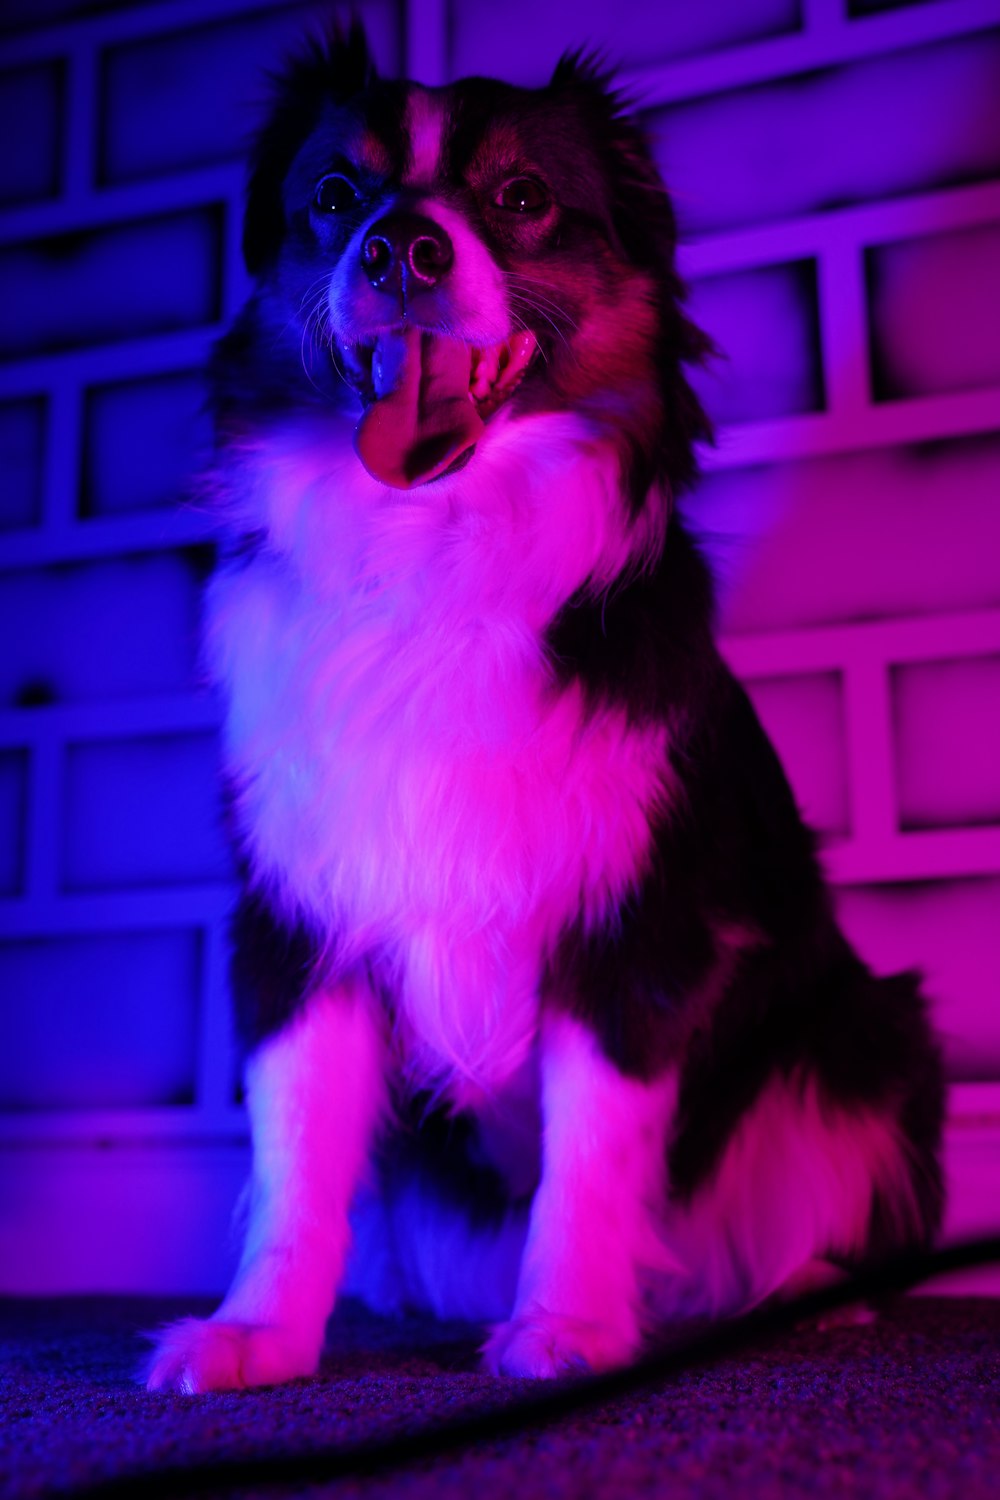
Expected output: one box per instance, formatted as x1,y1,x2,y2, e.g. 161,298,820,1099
484,1012,676,1378
147,984,385,1392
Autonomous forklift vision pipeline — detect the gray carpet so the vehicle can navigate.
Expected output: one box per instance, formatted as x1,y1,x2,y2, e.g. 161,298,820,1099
1,1296,998,1499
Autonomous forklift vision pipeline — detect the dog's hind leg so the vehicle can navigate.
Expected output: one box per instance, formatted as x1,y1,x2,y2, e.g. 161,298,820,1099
652,1064,937,1326
146,983,386,1392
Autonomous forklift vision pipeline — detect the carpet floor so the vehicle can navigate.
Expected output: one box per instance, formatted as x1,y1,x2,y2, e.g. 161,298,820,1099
0,1296,997,1500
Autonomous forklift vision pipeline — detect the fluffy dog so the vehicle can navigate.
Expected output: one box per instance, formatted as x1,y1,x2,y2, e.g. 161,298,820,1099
147,24,943,1390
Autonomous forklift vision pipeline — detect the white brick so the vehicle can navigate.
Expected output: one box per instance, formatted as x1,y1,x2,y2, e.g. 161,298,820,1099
99,0,401,183
686,434,1000,635
689,259,823,425
0,928,201,1108
0,748,27,896
81,370,209,518
0,396,45,530
449,0,801,84
0,551,205,706
869,221,1000,400
837,877,1000,1079
63,731,232,889
893,656,1000,832
650,30,1000,236
0,61,63,206
0,209,223,361
745,671,849,838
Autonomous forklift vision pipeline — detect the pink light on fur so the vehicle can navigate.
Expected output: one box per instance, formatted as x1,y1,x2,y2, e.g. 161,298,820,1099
485,1013,679,1376
207,413,673,1095
656,1071,920,1321
147,985,385,1392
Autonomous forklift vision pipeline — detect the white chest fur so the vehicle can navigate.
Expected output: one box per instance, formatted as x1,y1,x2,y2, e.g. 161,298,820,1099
206,412,671,1089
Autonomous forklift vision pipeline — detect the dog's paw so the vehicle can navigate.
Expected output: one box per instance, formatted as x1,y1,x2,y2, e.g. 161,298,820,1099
482,1307,636,1379
144,1317,320,1393
779,1258,878,1332
814,1302,878,1331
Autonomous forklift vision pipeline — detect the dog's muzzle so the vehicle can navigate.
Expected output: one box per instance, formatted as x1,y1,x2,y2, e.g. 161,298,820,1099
334,213,539,490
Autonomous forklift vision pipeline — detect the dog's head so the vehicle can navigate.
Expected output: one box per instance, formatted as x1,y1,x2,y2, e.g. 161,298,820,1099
229,22,708,505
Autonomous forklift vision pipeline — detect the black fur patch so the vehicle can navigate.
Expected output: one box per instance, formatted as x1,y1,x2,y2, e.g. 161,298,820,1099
545,521,718,724
376,1097,523,1234
545,519,944,1246
229,885,323,1054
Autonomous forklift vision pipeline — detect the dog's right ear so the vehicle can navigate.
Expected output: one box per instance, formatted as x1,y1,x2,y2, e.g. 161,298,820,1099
243,19,376,276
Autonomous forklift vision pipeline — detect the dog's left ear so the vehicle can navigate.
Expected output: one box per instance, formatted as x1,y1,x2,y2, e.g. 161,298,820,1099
550,50,713,497
549,49,679,274
243,20,377,275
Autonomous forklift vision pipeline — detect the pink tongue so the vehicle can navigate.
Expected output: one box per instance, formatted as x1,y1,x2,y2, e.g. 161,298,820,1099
354,328,485,488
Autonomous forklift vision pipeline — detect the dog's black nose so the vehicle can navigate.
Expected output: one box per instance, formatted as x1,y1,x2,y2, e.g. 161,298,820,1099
360,213,454,293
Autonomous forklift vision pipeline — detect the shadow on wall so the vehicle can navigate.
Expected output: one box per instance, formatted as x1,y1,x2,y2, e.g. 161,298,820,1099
672,24,1000,1084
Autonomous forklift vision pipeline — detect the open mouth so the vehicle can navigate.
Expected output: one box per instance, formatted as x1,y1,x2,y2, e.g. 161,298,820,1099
333,328,538,489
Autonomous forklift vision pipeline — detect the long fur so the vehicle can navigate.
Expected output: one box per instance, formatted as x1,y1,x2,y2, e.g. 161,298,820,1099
146,23,944,1391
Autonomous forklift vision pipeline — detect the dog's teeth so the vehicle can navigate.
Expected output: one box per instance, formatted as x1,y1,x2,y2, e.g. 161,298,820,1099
469,346,500,400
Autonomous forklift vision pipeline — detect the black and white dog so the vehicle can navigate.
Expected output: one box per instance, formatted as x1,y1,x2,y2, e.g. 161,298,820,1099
147,24,943,1390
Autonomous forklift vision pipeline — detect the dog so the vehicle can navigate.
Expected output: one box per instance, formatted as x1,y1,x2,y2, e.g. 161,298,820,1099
146,22,944,1391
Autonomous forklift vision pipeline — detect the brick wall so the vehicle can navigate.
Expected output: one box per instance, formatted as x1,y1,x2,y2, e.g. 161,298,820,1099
1,0,997,1293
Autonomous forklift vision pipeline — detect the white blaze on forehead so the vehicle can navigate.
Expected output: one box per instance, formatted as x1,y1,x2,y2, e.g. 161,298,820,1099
403,86,445,185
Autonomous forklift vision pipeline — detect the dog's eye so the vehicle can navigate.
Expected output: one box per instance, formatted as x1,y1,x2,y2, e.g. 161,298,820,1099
495,177,548,214
314,174,361,213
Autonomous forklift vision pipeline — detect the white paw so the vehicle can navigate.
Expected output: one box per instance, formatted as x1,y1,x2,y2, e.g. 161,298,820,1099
482,1306,637,1379
144,1317,320,1393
